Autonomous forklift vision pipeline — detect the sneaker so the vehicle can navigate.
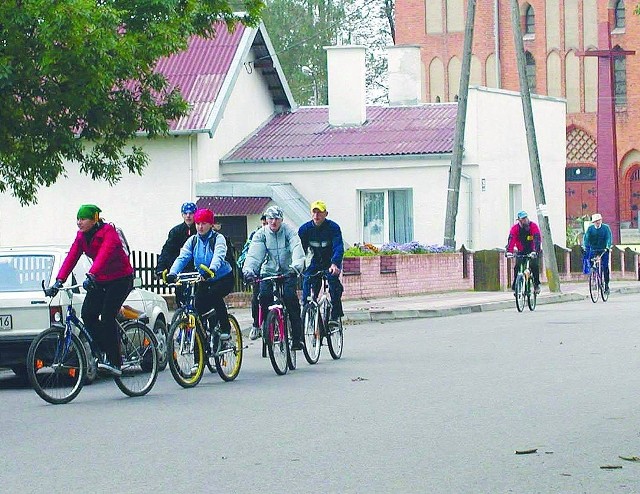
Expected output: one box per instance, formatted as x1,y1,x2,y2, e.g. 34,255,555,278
605,285,610,295
218,331,231,341
97,360,122,377
534,285,541,295
249,326,261,341
190,363,199,374
328,318,340,329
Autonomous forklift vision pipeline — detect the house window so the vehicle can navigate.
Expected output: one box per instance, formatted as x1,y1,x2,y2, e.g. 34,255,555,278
524,5,535,35
525,51,536,93
614,0,625,29
361,189,413,244
614,48,627,107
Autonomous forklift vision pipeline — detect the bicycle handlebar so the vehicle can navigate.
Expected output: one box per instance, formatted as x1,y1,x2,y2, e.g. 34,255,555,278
505,252,538,259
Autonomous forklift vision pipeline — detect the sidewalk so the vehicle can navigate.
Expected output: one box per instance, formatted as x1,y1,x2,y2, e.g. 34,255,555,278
228,280,640,330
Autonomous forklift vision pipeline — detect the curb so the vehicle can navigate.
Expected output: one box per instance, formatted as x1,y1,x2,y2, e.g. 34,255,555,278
342,292,587,323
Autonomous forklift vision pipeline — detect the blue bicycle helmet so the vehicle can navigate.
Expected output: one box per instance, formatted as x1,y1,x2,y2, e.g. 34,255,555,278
181,202,197,215
517,210,528,220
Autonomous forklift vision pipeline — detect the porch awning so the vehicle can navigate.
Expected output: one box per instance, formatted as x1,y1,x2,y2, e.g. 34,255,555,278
196,196,271,216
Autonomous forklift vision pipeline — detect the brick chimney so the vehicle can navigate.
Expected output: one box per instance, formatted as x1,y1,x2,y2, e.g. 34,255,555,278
324,45,366,126
387,45,423,106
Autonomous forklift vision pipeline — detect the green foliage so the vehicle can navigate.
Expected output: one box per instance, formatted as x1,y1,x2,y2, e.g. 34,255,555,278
0,0,264,204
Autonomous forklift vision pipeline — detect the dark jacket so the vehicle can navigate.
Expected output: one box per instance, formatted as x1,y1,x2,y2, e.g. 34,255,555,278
156,222,197,273
58,222,134,283
298,219,344,272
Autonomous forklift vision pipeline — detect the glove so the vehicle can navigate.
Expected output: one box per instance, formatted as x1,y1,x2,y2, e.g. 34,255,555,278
44,280,64,297
83,273,96,291
165,273,178,284
156,269,167,280
201,269,214,281
244,272,256,283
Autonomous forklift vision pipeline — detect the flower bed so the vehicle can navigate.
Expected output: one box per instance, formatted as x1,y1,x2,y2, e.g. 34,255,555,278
341,243,472,299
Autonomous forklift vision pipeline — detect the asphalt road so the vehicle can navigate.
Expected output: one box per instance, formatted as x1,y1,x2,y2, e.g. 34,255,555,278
2,293,640,493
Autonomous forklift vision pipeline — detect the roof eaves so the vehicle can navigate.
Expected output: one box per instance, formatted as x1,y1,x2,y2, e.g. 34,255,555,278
202,26,257,137
256,22,297,112
220,152,454,165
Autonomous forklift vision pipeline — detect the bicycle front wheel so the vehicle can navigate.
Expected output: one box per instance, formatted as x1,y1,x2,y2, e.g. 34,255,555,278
27,327,86,405
589,271,600,303
266,310,288,375
287,315,296,371
301,303,321,364
215,315,243,381
115,321,159,397
326,318,344,360
514,275,526,312
527,281,537,311
168,314,206,388
600,276,609,302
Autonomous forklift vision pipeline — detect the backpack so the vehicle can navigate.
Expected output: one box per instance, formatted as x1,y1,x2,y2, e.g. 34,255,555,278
110,223,131,257
191,231,235,268
236,230,256,270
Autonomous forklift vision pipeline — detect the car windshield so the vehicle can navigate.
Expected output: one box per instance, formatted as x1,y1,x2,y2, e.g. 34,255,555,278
0,255,55,292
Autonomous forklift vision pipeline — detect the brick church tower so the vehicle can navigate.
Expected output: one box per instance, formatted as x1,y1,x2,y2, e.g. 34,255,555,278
395,0,640,238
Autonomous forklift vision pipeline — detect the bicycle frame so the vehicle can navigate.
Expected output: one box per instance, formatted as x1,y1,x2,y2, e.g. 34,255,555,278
257,274,288,347
305,270,332,333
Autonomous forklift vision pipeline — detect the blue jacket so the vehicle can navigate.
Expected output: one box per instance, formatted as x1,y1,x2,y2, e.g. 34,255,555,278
169,230,232,279
298,219,344,272
583,224,612,252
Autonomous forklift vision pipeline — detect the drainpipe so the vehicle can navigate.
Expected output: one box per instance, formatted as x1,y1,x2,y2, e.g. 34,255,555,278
188,134,194,201
461,172,473,248
494,0,501,88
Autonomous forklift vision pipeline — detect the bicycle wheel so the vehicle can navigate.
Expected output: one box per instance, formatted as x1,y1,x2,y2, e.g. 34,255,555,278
514,275,526,312
115,321,159,397
287,315,296,371
168,313,206,388
153,317,168,372
301,303,321,364
326,318,344,360
589,270,600,303
27,326,86,405
266,310,288,375
215,315,243,381
526,280,537,311
600,275,609,302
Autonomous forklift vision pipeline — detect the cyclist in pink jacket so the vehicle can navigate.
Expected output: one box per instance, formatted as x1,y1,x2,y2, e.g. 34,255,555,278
506,210,542,294
47,204,134,376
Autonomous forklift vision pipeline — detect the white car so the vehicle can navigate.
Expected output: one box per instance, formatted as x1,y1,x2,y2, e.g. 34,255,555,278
0,246,169,378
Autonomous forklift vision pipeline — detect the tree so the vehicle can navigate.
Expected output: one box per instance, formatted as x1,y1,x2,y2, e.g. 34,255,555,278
0,0,264,205
261,0,393,106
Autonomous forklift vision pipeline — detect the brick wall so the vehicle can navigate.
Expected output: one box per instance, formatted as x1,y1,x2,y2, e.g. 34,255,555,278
341,252,473,299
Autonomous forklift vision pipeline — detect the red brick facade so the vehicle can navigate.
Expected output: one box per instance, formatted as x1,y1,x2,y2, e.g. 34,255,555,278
395,0,640,227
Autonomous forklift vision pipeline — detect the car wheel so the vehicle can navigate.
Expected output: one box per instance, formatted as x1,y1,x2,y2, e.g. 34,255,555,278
154,318,168,371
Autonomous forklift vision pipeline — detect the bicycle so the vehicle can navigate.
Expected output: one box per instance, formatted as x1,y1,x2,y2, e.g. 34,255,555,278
255,274,297,375
586,248,609,303
165,268,243,388
27,281,159,404
301,270,344,364
506,252,538,312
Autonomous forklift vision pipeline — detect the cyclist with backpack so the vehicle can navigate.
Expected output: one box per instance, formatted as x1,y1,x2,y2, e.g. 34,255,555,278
155,202,197,306
242,205,306,349
237,214,268,340
165,208,234,339
45,204,134,376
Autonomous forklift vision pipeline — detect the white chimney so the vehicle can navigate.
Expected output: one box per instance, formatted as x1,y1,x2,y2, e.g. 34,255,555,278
324,45,366,126
387,45,423,106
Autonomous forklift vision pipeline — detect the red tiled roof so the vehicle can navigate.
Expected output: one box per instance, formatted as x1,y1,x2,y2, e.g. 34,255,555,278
155,24,246,132
197,196,271,216
224,104,458,161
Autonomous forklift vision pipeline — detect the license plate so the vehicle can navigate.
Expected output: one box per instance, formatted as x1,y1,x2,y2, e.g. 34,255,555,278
0,315,12,330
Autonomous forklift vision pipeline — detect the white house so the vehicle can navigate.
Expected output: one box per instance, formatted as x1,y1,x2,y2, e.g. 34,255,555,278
0,33,566,254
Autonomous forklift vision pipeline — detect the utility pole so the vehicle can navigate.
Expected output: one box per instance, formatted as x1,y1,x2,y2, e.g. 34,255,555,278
509,0,561,292
443,0,476,250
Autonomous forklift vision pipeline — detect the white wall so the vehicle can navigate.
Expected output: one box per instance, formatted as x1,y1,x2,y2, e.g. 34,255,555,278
465,86,567,249
0,137,193,253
